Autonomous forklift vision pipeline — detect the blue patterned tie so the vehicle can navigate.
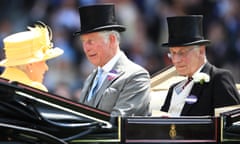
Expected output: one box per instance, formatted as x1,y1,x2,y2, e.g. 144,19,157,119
87,68,103,101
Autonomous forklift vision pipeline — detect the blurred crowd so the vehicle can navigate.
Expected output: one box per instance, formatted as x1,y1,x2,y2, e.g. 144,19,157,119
1,0,240,100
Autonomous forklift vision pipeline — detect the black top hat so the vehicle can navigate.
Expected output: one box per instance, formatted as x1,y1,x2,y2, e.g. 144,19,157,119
74,4,126,36
162,15,210,47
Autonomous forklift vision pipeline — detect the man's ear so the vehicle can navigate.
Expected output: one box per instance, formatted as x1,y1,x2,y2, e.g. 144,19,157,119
109,33,115,42
109,33,117,48
199,45,206,55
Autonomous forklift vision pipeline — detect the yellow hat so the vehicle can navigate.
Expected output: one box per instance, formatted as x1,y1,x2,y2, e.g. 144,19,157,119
0,22,64,66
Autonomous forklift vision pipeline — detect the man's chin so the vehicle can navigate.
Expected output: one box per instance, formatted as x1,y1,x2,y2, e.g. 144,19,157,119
177,72,187,77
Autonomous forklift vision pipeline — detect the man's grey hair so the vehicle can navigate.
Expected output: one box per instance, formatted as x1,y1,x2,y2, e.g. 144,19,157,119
100,30,120,43
194,45,207,61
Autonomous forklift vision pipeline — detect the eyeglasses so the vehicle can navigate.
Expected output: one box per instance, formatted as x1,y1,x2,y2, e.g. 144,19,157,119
168,47,196,59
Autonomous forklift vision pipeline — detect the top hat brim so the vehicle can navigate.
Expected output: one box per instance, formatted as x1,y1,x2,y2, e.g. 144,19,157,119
162,40,211,47
0,47,64,66
74,25,126,36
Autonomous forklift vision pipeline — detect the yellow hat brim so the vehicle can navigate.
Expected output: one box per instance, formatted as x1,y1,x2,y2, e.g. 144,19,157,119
0,47,63,66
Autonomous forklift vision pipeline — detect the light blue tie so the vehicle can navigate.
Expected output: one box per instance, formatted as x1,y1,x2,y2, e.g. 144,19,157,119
87,68,103,101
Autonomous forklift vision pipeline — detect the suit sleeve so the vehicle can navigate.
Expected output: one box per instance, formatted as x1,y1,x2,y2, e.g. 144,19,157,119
110,69,151,117
212,70,240,107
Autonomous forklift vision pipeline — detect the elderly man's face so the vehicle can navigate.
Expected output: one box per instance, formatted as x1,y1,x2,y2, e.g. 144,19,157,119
80,32,116,67
169,45,205,77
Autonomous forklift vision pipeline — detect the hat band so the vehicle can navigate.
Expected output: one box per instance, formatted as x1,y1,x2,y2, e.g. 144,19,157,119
168,37,203,45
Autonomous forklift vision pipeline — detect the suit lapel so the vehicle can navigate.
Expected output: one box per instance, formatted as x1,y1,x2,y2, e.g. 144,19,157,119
79,69,98,102
181,63,212,115
93,70,124,107
93,53,127,107
181,83,203,114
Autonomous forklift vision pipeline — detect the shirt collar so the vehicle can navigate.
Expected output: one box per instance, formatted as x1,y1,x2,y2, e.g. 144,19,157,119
101,51,121,72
